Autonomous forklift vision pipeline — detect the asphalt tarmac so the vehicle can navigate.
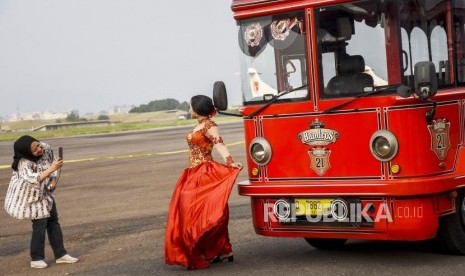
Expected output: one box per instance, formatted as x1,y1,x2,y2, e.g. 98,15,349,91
1,121,465,276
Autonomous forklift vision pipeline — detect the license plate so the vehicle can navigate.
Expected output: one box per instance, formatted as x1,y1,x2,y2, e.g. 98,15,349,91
295,198,333,216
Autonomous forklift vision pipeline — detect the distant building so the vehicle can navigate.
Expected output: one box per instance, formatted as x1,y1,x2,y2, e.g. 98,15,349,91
6,111,69,122
0,125,12,132
42,111,69,120
108,105,134,115
5,105,139,122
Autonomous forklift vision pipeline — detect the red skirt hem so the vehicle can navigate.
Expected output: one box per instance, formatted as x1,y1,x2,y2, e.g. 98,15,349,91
164,161,240,269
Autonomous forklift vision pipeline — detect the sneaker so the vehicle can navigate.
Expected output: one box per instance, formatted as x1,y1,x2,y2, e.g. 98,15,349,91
56,254,78,264
31,260,48,269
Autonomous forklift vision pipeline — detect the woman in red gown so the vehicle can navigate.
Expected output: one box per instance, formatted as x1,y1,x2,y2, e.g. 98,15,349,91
164,95,243,270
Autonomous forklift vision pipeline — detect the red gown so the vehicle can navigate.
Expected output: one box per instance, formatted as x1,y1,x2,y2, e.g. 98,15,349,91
164,120,240,269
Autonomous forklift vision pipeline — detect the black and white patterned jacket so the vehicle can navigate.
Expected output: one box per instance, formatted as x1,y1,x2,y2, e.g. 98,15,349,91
4,142,57,220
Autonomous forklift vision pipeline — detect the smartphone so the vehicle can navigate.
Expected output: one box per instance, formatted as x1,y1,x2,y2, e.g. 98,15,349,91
58,147,64,160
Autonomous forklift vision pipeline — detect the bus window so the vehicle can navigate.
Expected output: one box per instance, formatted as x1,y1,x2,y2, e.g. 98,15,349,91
431,25,449,84
321,52,336,88
401,28,411,76
237,11,308,103
283,56,304,90
316,1,388,99
410,27,429,73
400,0,453,88
456,0,465,84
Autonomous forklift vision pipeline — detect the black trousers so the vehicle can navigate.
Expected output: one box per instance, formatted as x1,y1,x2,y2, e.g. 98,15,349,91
30,201,67,261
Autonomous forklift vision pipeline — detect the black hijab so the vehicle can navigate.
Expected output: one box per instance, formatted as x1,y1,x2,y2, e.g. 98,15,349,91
11,135,40,171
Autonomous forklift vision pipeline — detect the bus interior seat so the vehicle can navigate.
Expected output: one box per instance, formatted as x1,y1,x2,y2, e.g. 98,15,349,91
325,55,374,96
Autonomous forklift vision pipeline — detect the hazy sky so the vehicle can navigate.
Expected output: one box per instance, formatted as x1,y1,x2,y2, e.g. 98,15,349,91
0,0,241,117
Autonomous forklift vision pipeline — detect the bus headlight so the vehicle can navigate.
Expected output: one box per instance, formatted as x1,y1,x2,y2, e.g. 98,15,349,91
369,130,398,161
249,137,272,165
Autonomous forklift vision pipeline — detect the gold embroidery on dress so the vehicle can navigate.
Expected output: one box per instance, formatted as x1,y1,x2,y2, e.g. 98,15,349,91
208,135,224,145
187,120,222,168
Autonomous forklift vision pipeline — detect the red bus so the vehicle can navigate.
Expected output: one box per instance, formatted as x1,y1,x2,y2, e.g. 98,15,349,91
213,0,465,254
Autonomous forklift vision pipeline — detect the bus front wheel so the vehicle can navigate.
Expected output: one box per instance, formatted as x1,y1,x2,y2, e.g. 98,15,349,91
437,190,465,255
305,238,347,250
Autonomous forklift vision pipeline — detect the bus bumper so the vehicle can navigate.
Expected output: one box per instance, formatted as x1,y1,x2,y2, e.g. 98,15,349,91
244,193,456,241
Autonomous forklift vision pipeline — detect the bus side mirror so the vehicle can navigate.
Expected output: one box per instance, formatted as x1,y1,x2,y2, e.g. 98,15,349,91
414,61,437,100
213,81,228,111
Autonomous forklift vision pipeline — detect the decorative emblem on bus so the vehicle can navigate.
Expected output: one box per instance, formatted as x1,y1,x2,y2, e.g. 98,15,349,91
427,118,451,160
271,19,291,40
297,119,340,146
244,23,264,47
308,148,331,176
271,18,300,41
297,119,340,176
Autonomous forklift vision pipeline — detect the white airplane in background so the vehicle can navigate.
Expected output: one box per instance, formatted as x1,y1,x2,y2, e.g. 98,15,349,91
364,66,388,87
248,68,277,97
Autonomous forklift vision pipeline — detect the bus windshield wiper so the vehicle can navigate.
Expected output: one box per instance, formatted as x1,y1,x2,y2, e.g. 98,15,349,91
323,85,402,114
247,84,309,118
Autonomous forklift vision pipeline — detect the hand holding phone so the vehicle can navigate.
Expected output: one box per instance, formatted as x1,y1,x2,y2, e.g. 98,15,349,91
58,147,63,160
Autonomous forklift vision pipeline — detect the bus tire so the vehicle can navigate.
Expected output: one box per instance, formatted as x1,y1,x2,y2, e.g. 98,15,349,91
305,238,347,250
436,190,465,255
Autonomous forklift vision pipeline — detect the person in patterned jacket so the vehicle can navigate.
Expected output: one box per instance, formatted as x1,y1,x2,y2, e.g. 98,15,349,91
4,135,78,269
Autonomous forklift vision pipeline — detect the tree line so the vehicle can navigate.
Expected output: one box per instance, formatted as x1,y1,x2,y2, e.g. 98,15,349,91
129,98,189,113
57,98,189,123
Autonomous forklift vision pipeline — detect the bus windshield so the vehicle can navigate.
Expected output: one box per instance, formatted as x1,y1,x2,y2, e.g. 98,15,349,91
236,0,462,104
237,11,308,103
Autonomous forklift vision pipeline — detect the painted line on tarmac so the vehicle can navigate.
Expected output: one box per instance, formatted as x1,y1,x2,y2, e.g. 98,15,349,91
0,141,245,170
